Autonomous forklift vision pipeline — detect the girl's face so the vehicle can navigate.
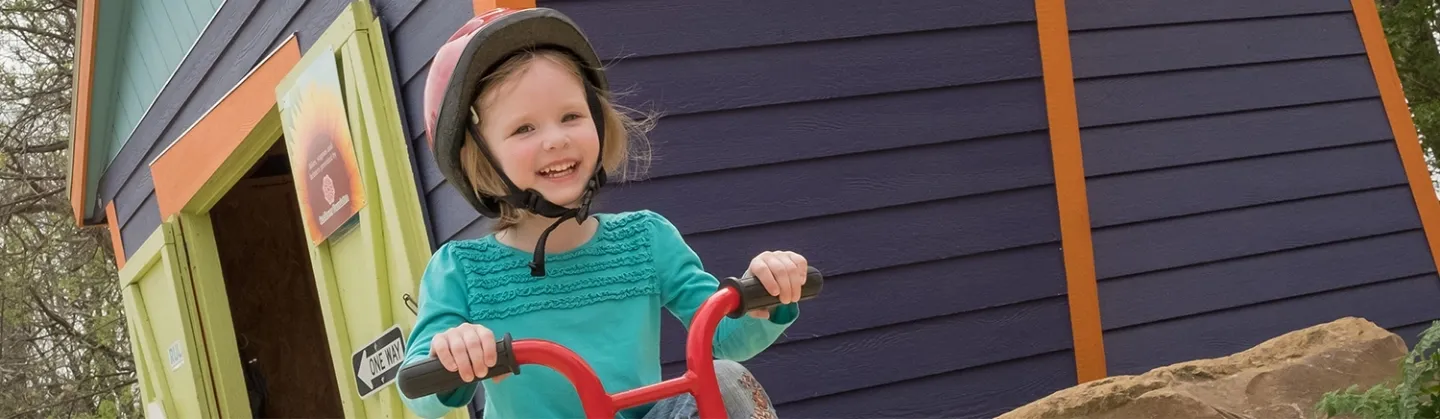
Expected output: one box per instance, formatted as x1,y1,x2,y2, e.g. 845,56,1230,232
474,56,600,209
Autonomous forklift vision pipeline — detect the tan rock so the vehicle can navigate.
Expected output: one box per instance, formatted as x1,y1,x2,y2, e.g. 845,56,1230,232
998,317,1408,419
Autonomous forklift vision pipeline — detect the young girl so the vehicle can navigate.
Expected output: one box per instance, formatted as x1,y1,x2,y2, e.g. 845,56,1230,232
401,7,810,419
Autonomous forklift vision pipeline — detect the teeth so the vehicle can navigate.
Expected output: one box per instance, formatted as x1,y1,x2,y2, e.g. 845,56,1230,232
539,162,576,176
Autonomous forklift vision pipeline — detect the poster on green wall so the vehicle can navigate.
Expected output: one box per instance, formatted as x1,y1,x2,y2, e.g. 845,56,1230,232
277,48,367,244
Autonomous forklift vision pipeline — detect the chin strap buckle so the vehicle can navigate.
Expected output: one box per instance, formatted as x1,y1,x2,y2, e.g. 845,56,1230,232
575,188,596,222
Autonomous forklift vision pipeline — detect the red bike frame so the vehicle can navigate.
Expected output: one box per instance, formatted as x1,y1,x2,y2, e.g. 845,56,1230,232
505,285,743,418
398,266,821,418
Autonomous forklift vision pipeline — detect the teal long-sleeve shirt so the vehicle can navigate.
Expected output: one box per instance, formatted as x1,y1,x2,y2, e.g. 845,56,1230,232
398,210,799,419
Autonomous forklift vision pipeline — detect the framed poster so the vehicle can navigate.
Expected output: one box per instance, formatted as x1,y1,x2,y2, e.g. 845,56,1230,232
277,49,367,244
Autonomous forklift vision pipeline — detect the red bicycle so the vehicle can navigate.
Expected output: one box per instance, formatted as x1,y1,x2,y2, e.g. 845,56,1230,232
397,266,824,418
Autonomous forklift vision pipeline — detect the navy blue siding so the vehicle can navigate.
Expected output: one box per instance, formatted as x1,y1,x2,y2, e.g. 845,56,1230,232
104,0,359,257
382,0,1077,416
1068,0,1440,376
775,351,1076,418
1067,0,1355,31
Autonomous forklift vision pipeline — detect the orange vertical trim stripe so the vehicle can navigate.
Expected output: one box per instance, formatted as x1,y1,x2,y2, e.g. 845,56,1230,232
70,0,99,225
150,37,301,220
1351,0,1440,274
106,201,125,269
474,0,536,14
1035,0,1107,383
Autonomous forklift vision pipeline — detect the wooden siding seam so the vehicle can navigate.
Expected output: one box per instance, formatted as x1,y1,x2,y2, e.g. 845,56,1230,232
1095,182,1414,233
1036,0,1107,383
1067,1,1358,32
1068,9,1356,34
1105,271,1436,333
767,347,1078,408
1393,317,1440,330
1073,52,1368,83
1118,225,1424,284
1101,254,1439,330
1077,92,1381,131
634,76,1045,118
1099,224,1425,284
1350,0,1440,276
1086,137,1398,180
610,21,1040,64
678,294,1073,358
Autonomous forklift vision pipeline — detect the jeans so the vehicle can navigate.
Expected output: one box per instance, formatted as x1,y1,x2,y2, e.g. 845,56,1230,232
642,360,777,419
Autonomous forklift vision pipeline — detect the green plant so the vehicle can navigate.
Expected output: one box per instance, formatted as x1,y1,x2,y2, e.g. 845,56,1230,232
1316,320,1440,419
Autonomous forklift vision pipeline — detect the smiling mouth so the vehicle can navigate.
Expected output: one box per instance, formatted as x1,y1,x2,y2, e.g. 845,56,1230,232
537,161,578,178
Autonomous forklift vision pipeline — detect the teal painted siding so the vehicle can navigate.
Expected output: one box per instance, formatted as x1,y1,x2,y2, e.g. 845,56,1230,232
90,0,222,164
82,0,221,220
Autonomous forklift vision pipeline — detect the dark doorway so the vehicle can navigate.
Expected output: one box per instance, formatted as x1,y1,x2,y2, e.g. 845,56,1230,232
209,138,345,418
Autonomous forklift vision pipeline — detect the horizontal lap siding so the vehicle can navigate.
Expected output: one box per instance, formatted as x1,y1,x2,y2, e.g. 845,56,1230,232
389,0,1074,416
108,0,356,258
1068,0,1440,376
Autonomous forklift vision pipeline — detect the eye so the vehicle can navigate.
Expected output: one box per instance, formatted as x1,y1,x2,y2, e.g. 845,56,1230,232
562,112,583,122
511,124,534,136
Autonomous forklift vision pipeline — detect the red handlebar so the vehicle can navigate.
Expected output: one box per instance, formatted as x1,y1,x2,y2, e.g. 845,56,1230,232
398,266,824,418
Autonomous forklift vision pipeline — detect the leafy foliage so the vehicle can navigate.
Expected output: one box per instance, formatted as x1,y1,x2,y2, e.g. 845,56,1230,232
1315,3,1440,414
0,0,138,417
1377,0,1440,188
1316,321,1440,419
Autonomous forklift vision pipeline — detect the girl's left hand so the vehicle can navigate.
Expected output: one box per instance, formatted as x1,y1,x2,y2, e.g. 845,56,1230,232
743,251,808,319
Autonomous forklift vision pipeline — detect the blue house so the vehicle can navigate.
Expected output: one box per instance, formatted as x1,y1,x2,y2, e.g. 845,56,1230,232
67,0,1440,417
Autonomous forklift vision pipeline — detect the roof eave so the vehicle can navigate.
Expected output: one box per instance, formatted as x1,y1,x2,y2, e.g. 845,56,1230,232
68,0,100,226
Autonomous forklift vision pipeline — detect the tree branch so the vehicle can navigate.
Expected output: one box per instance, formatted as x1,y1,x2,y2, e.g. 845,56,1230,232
0,171,64,181
0,186,64,211
1,140,67,155
24,287,124,362
4,379,137,419
0,24,70,45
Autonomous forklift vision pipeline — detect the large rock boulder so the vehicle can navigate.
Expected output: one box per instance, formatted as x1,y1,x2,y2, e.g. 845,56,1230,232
998,317,1408,419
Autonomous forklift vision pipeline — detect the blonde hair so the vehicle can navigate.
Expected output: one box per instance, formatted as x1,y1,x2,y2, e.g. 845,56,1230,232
459,49,654,230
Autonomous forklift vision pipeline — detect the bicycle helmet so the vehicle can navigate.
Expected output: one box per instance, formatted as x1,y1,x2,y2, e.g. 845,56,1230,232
423,7,610,276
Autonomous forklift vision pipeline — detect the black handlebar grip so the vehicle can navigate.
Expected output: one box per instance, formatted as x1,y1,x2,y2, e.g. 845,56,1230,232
396,333,519,399
719,266,824,318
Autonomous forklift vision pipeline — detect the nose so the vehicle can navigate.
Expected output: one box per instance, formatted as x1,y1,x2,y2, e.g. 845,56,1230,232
541,126,570,150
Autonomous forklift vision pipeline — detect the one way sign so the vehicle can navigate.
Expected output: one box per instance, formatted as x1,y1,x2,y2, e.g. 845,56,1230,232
352,325,406,399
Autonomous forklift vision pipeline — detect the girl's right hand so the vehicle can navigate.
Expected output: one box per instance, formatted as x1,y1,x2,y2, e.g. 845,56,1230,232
431,323,508,383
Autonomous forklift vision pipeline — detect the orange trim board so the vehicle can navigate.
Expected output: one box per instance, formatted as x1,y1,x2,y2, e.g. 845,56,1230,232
1351,1,1440,275
70,0,99,225
149,36,301,220
106,201,125,269
1036,0,1107,383
474,0,536,14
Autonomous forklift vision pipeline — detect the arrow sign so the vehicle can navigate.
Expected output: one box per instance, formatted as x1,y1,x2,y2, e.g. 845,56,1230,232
352,325,406,399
